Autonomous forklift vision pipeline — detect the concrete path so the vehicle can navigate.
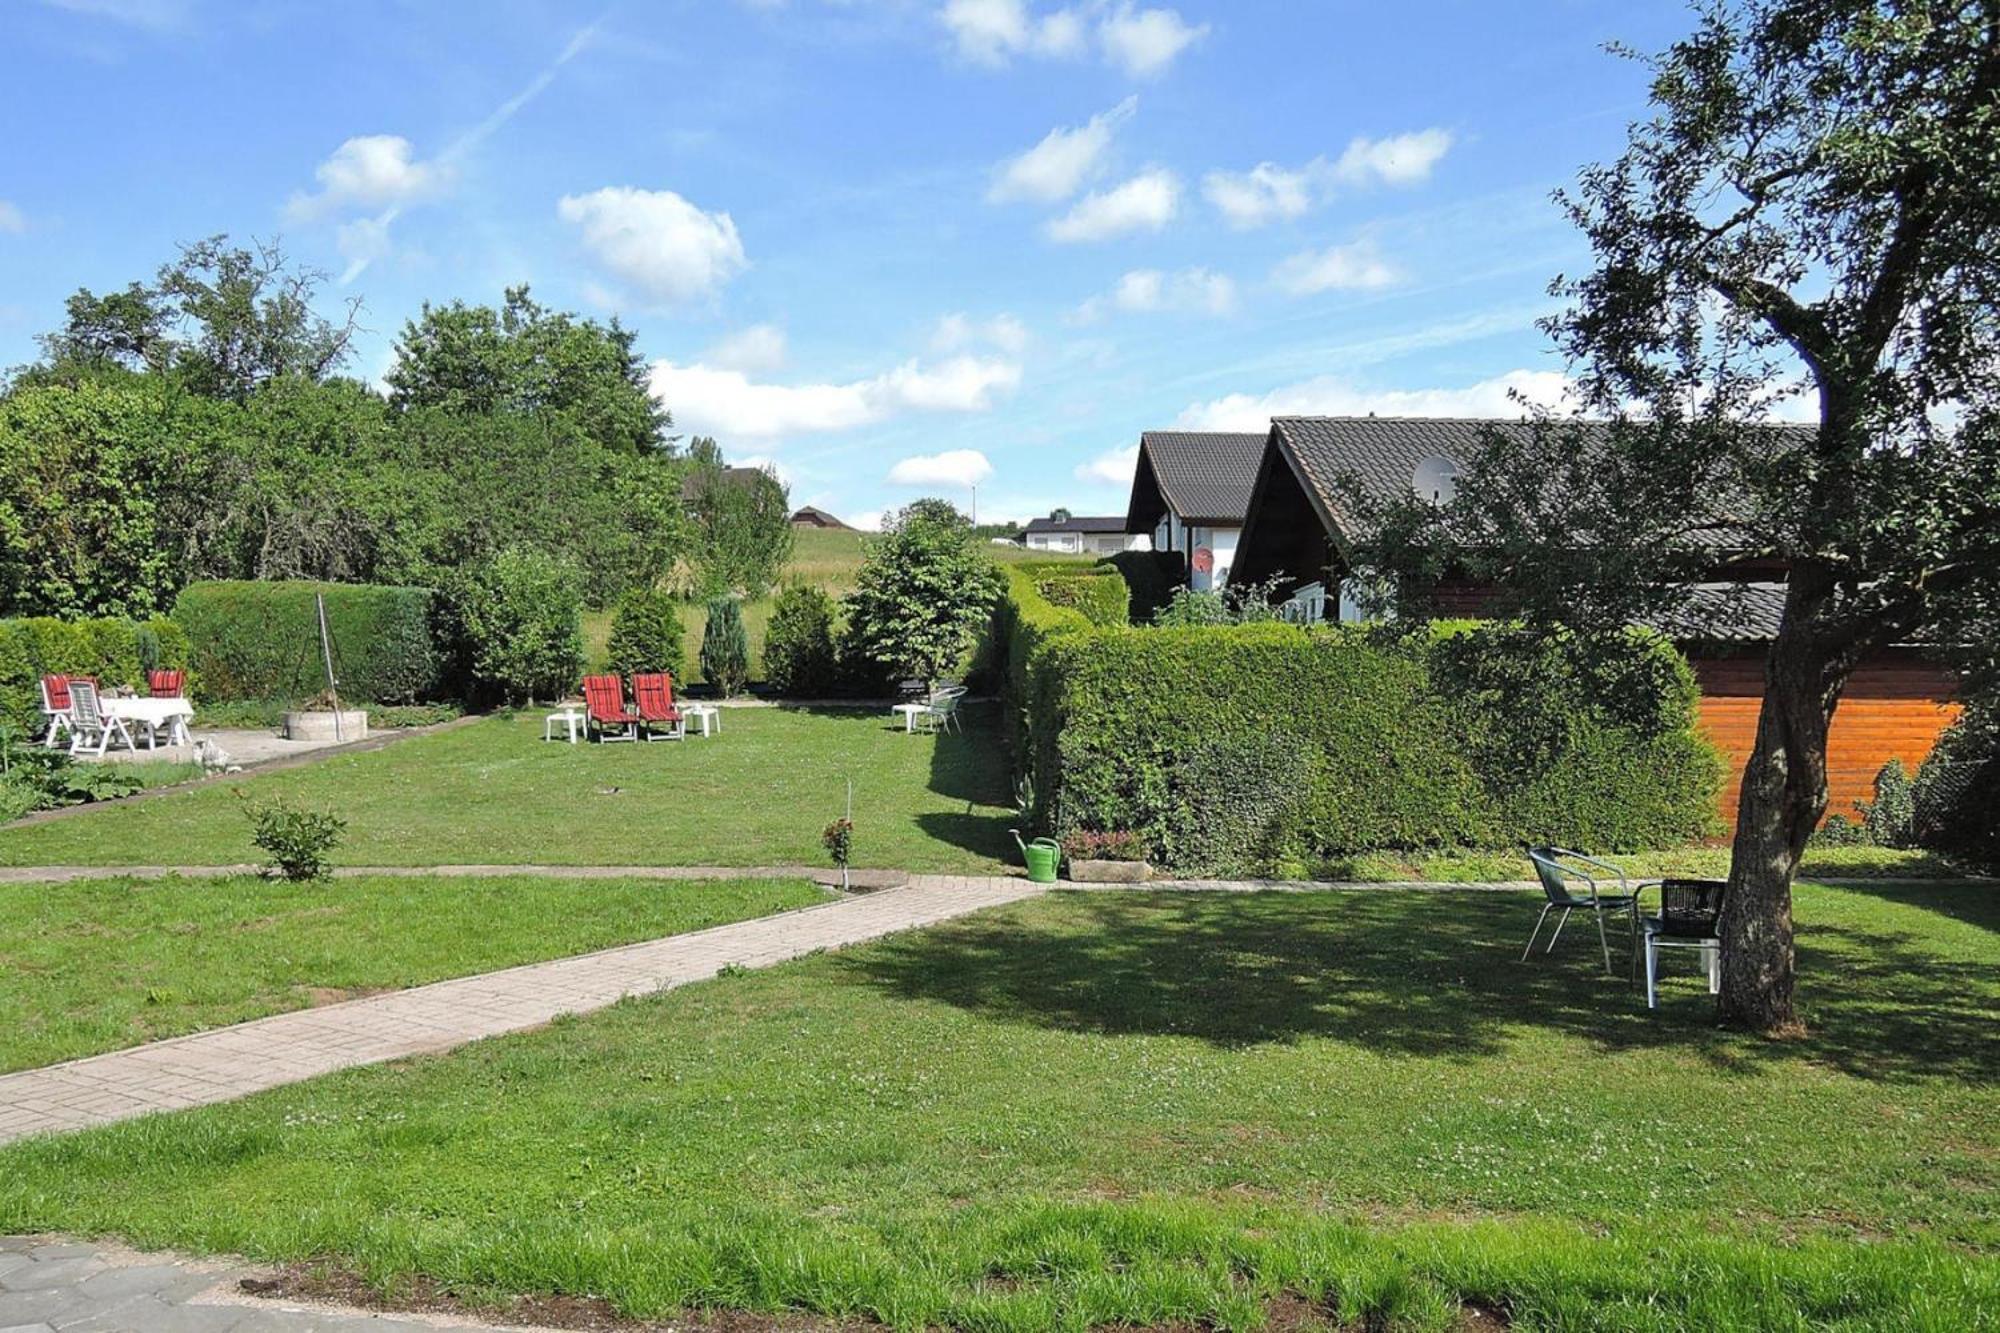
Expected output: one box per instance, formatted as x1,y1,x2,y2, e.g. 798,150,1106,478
0,1235,544,1331
0,875,1040,1146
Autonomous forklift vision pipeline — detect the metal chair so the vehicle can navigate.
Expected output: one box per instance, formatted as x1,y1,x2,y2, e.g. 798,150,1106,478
1638,878,1727,1009
1523,846,1647,975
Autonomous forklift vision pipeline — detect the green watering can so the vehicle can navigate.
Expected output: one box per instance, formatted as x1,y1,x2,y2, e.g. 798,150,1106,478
1011,829,1062,884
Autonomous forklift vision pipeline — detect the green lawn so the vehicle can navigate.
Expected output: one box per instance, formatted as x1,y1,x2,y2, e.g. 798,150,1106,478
0,873,827,1072
4,882,1992,1330
0,706,1016,872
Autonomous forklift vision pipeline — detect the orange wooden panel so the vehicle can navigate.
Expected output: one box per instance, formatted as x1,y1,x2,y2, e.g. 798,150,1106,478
1701,695,1962,824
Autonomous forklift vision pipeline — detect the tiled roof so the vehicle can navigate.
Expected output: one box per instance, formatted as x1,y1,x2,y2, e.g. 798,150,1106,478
1024,514,1128,534
1644,582,1788,641
1132,431,1268,525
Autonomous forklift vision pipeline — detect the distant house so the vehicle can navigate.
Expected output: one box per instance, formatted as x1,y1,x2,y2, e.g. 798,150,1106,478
1228,415,1963,824
790,505,851,530
1023,514,1144,556
1121,431,1266,590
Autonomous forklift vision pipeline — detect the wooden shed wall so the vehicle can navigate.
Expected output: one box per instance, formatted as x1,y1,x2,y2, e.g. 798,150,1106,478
1692,650,1961,825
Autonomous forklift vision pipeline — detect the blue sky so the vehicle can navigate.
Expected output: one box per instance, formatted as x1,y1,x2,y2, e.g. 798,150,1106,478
0,0,1697,527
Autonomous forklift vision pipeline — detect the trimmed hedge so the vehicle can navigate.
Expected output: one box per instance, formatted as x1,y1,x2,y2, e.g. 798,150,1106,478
173,581,440,704
0,615,188,734
1033,568,1130,628
998,572,1723,876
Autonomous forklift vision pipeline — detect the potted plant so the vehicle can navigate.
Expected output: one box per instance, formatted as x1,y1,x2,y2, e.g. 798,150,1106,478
1062,829,1153,883
281,689,370,743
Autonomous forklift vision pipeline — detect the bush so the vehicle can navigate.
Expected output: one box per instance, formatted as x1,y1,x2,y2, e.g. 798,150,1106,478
763,584,839,696
1913,706,2000,872
173,581,437,704
699,596,751,696
1035,571,1129,628
1859,759,1917,847
0,614,191,735
439,550,585,704
841,499,1004,690
997,572,1722,876
242,794,345,881
605,587,685,681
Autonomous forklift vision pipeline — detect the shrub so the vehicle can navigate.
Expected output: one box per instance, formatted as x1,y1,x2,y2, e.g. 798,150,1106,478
1035,572,1129,628
1858,759,1917,848
842,499,1004,690
997,572,1721,876
242,794,346,881
0,614,191,735
439,549,585,704
605,587,685,681
173,581,437,704
1152,588,1233,627
1913,706,2000,872
763,584,839,696
699,596,751,696
1060,829,1146,862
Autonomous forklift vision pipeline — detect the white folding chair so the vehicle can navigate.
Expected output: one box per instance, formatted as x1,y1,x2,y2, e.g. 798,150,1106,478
67,681,135,758
38,677,74,748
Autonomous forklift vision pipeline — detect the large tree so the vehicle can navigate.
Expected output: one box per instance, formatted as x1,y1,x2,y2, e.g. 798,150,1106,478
33,236,360,398
1365,0,2000,1033
387,286,670,454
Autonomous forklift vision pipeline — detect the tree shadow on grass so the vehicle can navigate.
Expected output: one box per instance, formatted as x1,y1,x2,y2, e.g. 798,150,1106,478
835,890,1997,1085
916,702,1019,864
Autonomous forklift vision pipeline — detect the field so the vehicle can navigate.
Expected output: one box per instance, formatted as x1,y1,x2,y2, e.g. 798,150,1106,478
0,873,825,1072
587,527,1087,683
2,882,1992,1329
0,706,1018,872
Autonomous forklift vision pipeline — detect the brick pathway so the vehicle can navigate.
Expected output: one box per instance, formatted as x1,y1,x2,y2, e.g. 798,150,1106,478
0,875,1040,1146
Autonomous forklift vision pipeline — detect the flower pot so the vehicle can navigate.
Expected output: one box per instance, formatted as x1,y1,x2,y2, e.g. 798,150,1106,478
281,709,369,742
1066,858,1152,884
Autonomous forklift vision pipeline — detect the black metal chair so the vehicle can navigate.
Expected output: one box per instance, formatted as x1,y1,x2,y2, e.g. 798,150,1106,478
1637,878,1727,1009
1523,846,1647,975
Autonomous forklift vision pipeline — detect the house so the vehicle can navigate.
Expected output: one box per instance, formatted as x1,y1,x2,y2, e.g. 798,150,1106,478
789,505,851,529
1023,514,1145,555
1228,415,1963,822
1121,431,1267,590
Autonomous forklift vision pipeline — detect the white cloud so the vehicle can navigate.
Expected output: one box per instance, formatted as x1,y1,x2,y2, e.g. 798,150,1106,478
1332,128,1454,188
558,186,748,305
1174,369,1579,432
334,216,395,282
933,312,1030,354
1271,239,1401,295
733,453,794,487
1074,443,1140,487
848,509,885,533
1045,167,1179,242
649,354,1021,440
1202,162,1316,229
40,0,188,29
987,96,1137,204
0,201,24,234
888,448,995,488
940,0,1086,65
1097,2,1206,77
707,324,788,373
1200,130,1451,229
286,135,446,223
1075,266,1235,322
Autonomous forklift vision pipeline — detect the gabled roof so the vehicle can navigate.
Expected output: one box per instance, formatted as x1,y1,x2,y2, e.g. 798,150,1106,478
1024,514,1128,534
789,505,850,528
1125,431,1267,530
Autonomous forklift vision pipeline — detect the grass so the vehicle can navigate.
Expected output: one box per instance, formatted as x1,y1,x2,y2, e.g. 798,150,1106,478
1331,843,1970,883
0,706,1017,872
1,881,1992,1329
585,527,1091,683
0,873,827,1072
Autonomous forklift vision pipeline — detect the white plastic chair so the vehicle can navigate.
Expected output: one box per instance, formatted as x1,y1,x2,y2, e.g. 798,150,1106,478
37,677,74,748
921,685,968,735
67,681,135,758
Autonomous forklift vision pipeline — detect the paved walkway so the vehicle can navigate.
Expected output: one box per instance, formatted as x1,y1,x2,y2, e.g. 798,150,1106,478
0,1235,543,1331
0,875,1040,1146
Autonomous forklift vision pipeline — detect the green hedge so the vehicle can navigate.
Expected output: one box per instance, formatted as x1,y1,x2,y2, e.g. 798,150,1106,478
1033,569,1130,628
998,574,1723,876
0,615,188,735
173,581,441,704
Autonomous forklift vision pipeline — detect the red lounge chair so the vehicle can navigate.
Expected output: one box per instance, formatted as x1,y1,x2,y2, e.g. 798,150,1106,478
581,674,641,742
632,673,686,741
148,669,187,698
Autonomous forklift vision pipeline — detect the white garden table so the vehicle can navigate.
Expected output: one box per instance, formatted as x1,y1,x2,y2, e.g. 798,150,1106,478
101,696,194,749
892,702,929,733
680,702,720,737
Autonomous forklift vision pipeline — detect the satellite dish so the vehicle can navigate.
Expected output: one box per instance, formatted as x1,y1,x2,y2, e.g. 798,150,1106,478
1413,454,1460,505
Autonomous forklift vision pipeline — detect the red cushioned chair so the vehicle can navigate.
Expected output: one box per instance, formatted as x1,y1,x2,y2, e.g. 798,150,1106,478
631,673,686,742
38,675,98,748
581,674,641,743
147,669,187,698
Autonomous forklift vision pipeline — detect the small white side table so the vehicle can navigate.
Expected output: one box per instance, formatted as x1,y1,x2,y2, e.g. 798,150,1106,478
544,708,585,743
892,702,929,733
681,702,720,737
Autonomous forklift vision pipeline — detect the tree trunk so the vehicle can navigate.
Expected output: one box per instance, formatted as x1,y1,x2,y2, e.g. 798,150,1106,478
1717,571,1855,1035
